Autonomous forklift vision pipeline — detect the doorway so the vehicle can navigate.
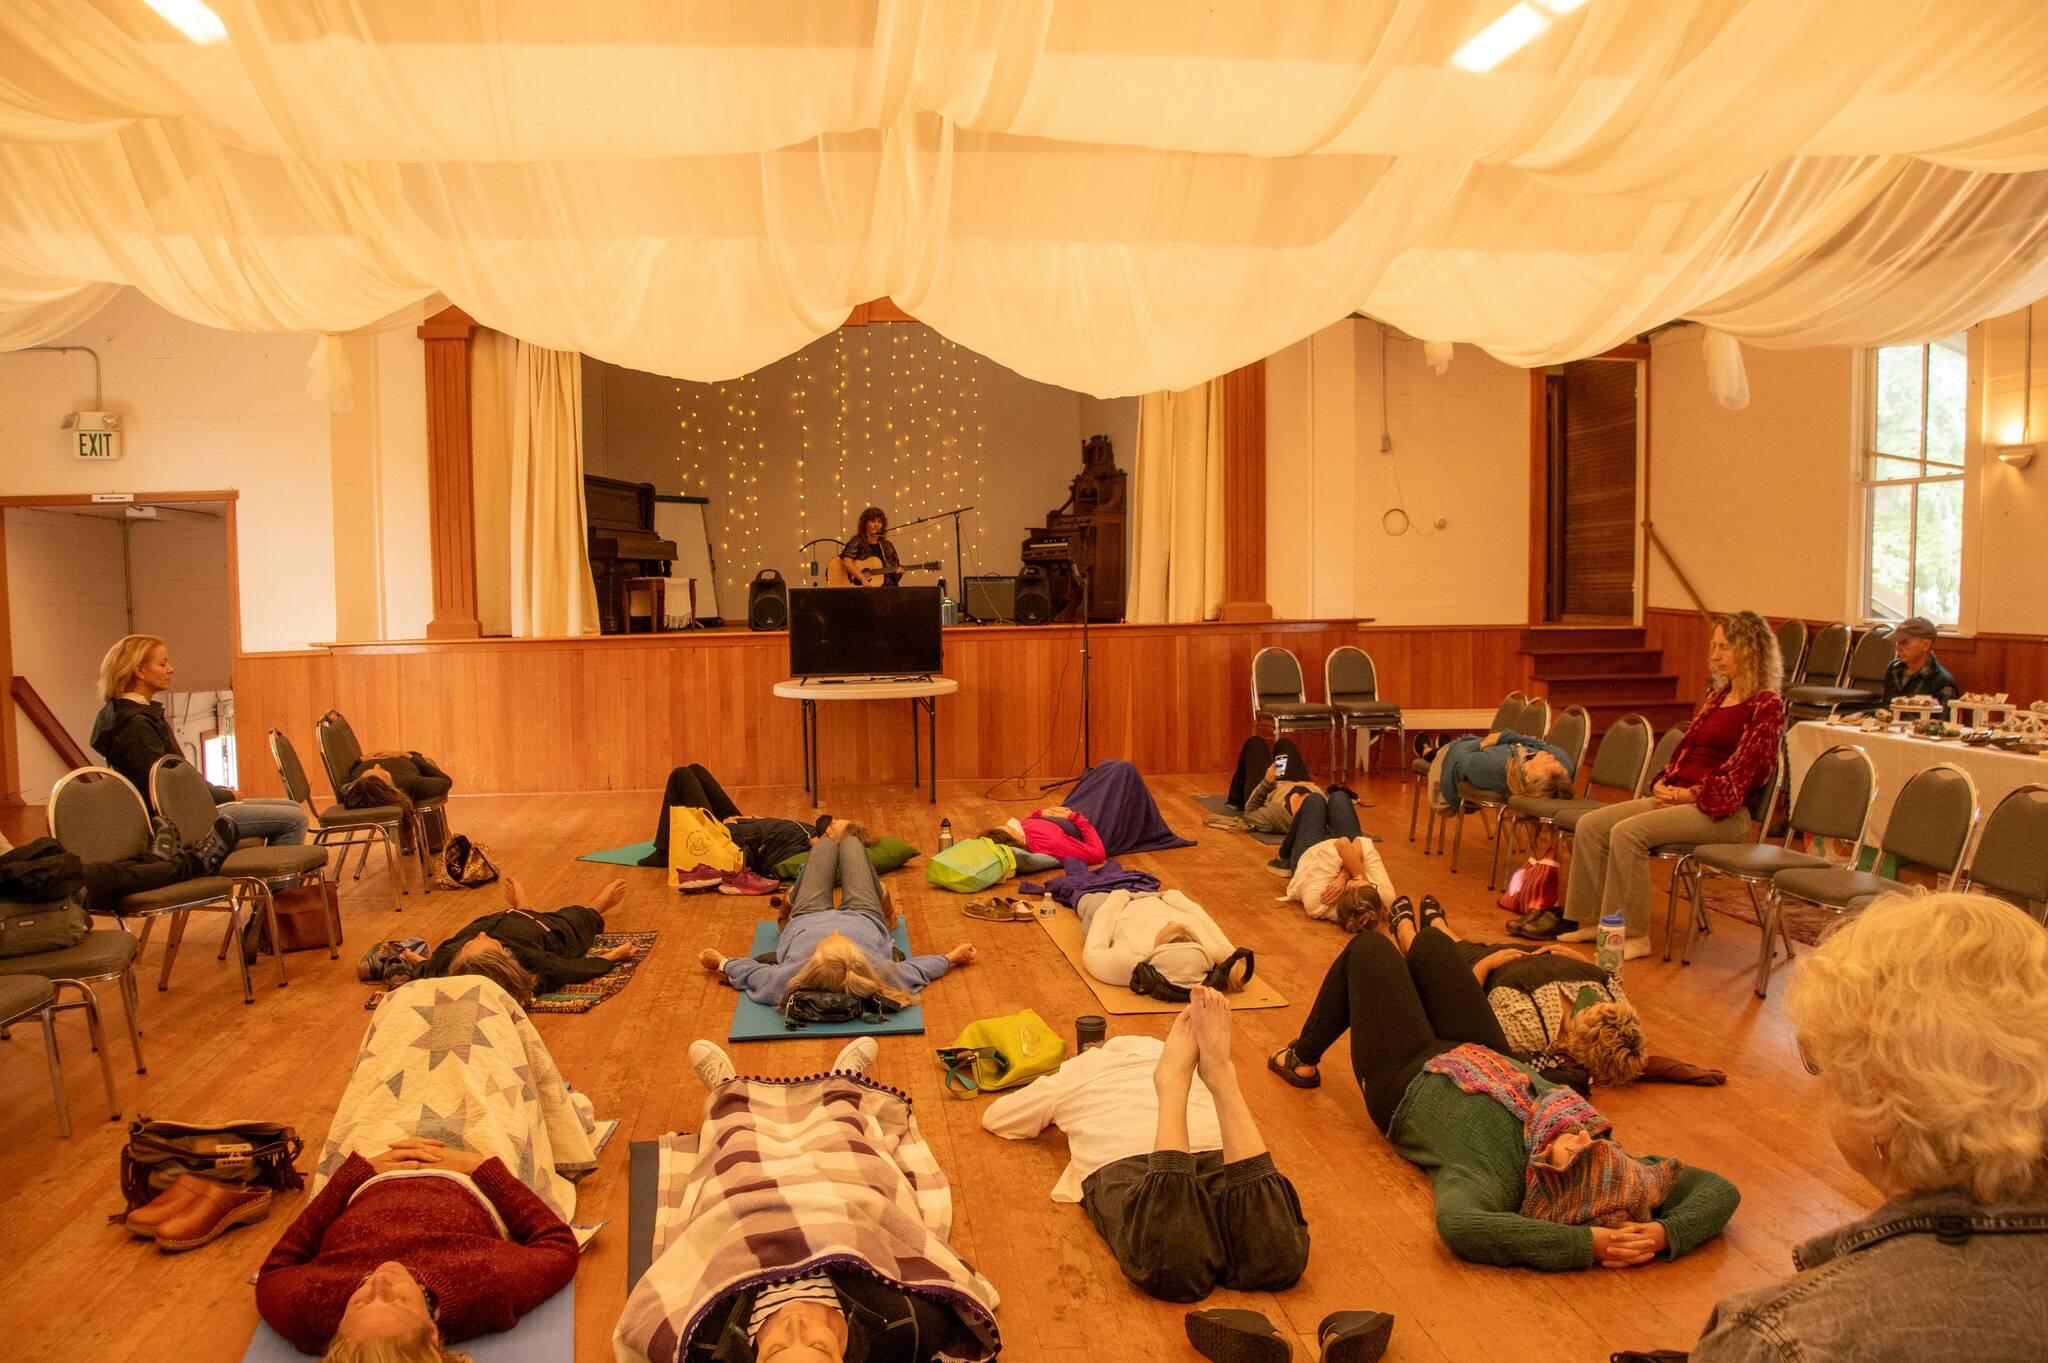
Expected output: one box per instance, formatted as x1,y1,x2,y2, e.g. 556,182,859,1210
1538,357,1643,622
1,493,239,806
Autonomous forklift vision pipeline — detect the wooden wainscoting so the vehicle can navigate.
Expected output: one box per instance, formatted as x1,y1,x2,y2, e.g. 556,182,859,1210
1644,607,2048,702
232,620,1540,797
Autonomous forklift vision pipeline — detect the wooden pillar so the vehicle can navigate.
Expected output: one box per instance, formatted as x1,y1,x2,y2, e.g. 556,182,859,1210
1217,360,1273,622
419,306,481,639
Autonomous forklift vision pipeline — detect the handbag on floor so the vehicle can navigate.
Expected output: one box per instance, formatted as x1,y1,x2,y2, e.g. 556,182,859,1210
251,881,341,954
666,807,744,884
435,835,500,889
116,1117,304,1216
925,837,1016,894
781,988,894,1029
938,1008,1066,1093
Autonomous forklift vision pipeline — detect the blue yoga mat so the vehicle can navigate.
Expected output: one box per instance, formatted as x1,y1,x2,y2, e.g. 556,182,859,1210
245,1284,573,1362
727,919,927,1042
578,840,659,866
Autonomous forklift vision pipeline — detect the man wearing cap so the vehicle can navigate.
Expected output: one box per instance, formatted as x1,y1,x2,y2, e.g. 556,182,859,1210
1882,616,1960,709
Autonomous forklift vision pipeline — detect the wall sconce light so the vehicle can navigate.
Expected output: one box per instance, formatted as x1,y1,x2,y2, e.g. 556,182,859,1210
1998,303,2036,469
1995,443,2036,468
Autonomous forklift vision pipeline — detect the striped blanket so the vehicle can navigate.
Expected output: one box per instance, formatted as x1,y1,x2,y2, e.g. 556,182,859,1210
615,1075,1001,1363
309,976,600,1222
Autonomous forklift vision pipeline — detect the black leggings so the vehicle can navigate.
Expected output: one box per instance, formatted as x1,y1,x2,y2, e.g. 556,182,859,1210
1293,928,1509,1133
649,763,744,850
1276,789,1361,868
81,850,209,909
1227,735,1309,809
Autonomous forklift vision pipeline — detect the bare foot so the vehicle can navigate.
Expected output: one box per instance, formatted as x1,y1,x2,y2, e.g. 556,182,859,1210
697,947,725,973
1154,1007,1199,1091
600,943,639,962
592,878,626,914
1187,985,1235,1087
502,875,530,910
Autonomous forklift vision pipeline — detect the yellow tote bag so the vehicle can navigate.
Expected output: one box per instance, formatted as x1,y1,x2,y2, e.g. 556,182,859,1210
667,807,744,885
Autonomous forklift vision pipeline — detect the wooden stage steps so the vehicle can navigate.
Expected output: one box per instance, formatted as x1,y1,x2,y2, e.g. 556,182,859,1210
1521,624,1696,733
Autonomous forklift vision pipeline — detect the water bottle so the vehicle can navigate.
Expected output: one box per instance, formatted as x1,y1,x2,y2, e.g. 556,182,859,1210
938,579,958,627
937,818,954,852
1596,908,1626,976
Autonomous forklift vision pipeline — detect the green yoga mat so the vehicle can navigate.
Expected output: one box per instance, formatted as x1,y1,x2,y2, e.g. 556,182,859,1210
727,919,927,1042
579,839,659,866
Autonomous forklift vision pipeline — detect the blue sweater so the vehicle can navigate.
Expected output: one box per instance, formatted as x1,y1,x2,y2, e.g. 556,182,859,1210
721,909,951,1005
1439,729,1574,807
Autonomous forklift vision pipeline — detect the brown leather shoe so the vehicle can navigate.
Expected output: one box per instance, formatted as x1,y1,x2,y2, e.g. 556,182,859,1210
122,1174,211,1238
154,1179,274,1252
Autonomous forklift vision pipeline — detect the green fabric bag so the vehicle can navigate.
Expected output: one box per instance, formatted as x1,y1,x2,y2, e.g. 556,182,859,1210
773,836,920,882
940,1007,1067,1092
924,837,1017,894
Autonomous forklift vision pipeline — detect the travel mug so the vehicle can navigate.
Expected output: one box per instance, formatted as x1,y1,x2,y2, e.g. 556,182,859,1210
1075,1015,1107,1052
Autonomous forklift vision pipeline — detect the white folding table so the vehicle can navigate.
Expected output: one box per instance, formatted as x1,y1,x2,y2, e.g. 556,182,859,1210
773,676,959,807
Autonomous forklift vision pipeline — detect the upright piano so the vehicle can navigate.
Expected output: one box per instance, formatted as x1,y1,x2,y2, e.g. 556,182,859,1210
1021,434,1127,623
585,475,678,634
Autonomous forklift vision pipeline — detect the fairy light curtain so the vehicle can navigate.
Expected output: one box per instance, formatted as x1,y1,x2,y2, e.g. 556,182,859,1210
9,1,2048,397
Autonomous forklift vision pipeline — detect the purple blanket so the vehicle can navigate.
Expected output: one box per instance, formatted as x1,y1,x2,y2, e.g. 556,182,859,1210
1065,760,1194,856
1022,857,1162,908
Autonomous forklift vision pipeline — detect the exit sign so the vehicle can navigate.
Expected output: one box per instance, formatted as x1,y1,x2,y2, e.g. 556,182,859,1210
69,411,122,460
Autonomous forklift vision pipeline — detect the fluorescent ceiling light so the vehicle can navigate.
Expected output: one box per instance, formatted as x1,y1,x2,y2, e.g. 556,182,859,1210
144,0,227,44
1452,4,1548,73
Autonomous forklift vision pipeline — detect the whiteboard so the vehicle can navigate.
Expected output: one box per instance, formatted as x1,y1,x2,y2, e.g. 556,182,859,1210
652,496,720,622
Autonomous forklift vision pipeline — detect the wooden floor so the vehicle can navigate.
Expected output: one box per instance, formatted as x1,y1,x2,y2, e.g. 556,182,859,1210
0,772,1873,1363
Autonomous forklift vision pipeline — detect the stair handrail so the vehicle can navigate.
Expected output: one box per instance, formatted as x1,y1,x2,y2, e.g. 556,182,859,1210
10,676,93,770
1642,520,1715,626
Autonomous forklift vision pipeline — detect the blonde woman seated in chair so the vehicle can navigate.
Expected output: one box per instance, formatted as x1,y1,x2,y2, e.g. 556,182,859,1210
698,820,977,1007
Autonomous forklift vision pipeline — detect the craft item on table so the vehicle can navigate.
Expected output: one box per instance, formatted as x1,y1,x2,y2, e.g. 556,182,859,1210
1950,693,2020,730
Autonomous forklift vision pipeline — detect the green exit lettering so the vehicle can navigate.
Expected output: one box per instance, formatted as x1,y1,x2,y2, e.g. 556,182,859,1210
77,431,116,458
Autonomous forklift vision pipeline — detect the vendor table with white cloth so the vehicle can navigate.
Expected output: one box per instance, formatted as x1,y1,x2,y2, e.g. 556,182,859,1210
773,677,958,808
1787,720,2048,838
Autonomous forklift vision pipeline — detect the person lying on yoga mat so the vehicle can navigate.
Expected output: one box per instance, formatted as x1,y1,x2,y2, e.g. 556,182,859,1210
1078,888,1253,995
404,876,637,1004
638,760,838,893
983,985,1308,1302
256,975,598,1357
980,803,1105,868
616,1037,1001,1363
1224,734,1313,809
1266,901,1738,1270
697,820,976,1007
1278,803,1396,933
1061,759,1194,856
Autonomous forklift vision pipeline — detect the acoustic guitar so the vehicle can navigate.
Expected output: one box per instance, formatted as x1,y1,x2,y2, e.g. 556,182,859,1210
831,556,942,587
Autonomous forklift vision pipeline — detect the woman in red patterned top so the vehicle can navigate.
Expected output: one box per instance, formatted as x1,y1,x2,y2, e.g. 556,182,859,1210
1521,611,1784,958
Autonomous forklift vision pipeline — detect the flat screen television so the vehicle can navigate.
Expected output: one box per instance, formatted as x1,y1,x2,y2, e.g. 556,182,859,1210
788,587,944,678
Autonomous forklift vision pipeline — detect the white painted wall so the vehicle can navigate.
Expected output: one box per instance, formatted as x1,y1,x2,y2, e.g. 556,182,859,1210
5,509,127,801
1974,307,2048,634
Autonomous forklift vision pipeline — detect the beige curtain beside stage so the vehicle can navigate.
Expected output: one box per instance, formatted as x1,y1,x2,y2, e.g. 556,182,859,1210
1128,383,1225,624
510,343,601,638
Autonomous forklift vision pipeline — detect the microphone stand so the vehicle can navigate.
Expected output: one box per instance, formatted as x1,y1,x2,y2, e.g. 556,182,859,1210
798,536,842,587
1041,564,1094,791
892,505,974,602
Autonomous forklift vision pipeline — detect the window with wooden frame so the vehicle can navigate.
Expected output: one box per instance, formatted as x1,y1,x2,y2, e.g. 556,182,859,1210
1862,334,1966,625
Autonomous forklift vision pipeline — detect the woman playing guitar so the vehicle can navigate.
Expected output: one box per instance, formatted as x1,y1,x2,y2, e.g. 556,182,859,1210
830,506,903,586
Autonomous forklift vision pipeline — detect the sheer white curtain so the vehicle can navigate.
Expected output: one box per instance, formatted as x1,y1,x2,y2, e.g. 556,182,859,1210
8,3,2048,393
509,343,600,638
1128,383,1224,624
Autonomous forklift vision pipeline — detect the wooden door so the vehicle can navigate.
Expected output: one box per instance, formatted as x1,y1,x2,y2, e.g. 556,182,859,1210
1546,359,1639,620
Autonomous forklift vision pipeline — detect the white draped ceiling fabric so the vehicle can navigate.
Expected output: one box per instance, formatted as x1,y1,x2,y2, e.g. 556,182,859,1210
6,1,2048,397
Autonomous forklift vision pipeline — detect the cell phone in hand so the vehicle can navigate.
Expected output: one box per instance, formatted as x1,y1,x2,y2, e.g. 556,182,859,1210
1274,754,1289,776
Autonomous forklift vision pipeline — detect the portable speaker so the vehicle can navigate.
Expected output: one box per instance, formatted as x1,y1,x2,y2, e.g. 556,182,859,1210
1014,565,1052,626
748,568,788,631
964,574,1018,623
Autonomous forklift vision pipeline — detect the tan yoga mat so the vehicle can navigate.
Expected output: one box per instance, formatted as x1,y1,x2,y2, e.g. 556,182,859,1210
1035,904,1288,1014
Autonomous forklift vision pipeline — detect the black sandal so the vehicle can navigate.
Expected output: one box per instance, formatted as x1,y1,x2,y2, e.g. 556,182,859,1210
1186,1309,1291,1363
1319,1310,1396,1363
1267,1044,1320,1089
1417,894,1448,935
1386,895,1417,936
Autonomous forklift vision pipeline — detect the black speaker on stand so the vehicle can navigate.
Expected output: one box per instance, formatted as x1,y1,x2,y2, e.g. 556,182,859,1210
748,568,788,631
1014,565,1052,625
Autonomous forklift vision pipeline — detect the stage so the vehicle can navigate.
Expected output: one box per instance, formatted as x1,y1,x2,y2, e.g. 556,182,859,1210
230,618,1536,798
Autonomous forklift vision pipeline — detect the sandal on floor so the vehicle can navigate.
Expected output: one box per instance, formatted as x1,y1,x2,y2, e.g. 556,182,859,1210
1386,896,1417,936
1267,1044,1320,1089
1185,1309,1292,1363
1417,894,1448,935
1507,909,1569,940
963,898,1033,922
1318,1310,1395,1363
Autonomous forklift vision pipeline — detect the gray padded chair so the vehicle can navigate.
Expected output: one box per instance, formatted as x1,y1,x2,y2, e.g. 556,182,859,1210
153,757,336,961
271,728,411,901
2,929,146,1082
48,766,271,1004
1251,648,1337,759
1493,714,1652,891
1761,762,1978,997
0,971,120,1137
1326,647,1401,781
1785,624,1895,722
1662,744,1841,964
1450,704,1586,879
1512,695,1552,741
1773,618,1808,688
1410,691,1522,850
1956,784,2048,922
1790,621,1853,689
315,712,433,897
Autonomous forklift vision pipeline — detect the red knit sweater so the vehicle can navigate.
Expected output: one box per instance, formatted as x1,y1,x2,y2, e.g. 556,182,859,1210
256,1154,576,1354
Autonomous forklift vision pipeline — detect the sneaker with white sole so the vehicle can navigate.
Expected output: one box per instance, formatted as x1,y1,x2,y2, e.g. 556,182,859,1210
1554,924,1597,943
688,1040,737,1088
718,869,780,896
674,864,726,892
832,1037,879,1077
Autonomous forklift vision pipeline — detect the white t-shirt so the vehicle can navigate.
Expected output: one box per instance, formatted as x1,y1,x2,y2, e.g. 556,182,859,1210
981,1035,1222,1202
1285,836,1397,921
